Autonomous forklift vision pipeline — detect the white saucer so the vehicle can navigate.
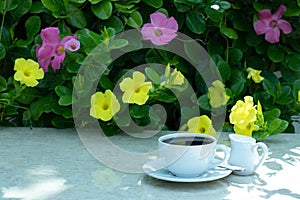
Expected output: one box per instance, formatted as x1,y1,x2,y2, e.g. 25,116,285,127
143,159,232,182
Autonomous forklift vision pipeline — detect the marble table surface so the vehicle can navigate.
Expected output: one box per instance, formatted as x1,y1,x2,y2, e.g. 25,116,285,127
0,127,300,200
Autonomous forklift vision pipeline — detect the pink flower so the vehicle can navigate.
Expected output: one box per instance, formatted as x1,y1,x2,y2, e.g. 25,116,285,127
254,5,292,44
141,12,178,46
36,27,80,72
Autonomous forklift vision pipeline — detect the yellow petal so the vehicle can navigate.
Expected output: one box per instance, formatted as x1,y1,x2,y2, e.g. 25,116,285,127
119,77,134,92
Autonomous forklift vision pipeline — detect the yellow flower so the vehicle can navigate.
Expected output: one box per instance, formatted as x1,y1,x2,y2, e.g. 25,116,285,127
161,64,185,88
119,71,152,105
14,58,44,87
187,115,216,136
246,67,264,83
207,80,230,108
170,68,184,85
233,122,256,137
229,96,257,129
90,90,120,121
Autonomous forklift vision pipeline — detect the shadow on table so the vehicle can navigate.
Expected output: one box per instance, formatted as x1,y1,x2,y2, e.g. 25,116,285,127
227,142,300,199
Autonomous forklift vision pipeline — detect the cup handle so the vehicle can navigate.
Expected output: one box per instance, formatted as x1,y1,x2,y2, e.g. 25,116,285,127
209,144,230,169
252,142,268,172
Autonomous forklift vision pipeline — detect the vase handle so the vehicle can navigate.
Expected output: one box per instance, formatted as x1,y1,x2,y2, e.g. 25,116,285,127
253,142,268,172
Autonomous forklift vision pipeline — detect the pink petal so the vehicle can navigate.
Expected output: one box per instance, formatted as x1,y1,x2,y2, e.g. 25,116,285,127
258,9,272,20
50,54,65,71
273,5,286,20
160,33,177,44
38,57,52,72
278,19,292,34
64,38,80,52
165,17,178,31
254,20,271,35
150,12,167,27
60,35,77,45
36,44,41,57
151,36,167,46
36,44,54,58
265,28,280,43
141,25,155,40
40,27,60,44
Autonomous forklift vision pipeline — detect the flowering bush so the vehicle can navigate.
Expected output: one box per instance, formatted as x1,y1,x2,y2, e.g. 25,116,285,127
0,0,299,138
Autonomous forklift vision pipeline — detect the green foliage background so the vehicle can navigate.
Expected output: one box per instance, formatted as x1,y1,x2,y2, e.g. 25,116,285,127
0,0,300,136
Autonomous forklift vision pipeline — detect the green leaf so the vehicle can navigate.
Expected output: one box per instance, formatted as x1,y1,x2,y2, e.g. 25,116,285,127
154,90,177,103
29,1,44,13
130,104,150,118
76,28,102,53
293,79,300,98
104,16,124,33
30,94,57,120
55,85,72,96
41,0,60,12
69,0,86,3
92,1,113,20
58,95,73,106
204,7,223,23
0,43,6,60
114,3,137,14
89,0,103,4
142,0,163,8
186,11,206,34
283,1,300,16
262,79,277,98
53,106,73,118
219,1,231,10
16,87,39,104
285,53,300,71
246,32,262,47
263,108,281,121
197,94,211,111
10,0,32,19
276,86,293,105
67,4,87,28
0,76,7,92
181,106,198,120
25,16,41,38
220,25,238,39
267,46,285,63
217,61,231,81
230,71,246,97
228,48,243,65
108,39,128,50
174,2,190,12
16,38,34,47
0,0,18,13
268,118,288,134
145,67,161,84
55,86,73,106
208,38,224,55
100,75,113,89
125,11,143,28
52,117,74,128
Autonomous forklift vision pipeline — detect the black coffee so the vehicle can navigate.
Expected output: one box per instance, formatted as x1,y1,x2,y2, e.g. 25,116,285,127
163,136,214,146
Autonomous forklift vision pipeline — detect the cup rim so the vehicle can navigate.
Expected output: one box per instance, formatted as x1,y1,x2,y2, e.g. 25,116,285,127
158,133,216,146
229,133,255,143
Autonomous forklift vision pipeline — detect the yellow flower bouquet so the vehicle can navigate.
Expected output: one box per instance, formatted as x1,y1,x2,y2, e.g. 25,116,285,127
229,96,288,140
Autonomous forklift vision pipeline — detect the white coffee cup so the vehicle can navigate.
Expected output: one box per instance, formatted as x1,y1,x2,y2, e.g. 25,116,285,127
158,133,229,178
